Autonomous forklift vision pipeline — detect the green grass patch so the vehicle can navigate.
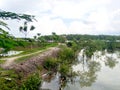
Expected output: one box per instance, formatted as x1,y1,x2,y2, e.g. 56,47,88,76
0,69,19,90
15,43,58,63
0,60,5,64
18,43,58,55
1,43,58,62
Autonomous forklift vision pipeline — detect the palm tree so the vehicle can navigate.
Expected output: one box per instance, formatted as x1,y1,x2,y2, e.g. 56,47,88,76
19,22,35,38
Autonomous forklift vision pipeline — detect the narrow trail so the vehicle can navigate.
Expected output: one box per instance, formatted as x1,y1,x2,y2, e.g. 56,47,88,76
1,47,57,69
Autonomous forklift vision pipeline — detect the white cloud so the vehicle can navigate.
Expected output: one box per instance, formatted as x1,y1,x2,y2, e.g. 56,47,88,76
69,21,94,34
86,7,111,33
50,0,111,19
29,16,68,37
0,0,120,37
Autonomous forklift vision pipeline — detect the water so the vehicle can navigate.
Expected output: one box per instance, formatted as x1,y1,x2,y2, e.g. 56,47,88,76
40,72,60,90
0,50,23,56
40,50,120,90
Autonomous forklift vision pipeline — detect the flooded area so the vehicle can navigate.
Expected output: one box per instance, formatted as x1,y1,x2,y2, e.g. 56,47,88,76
40,72,60,90
0,51,23,56
40,50,120,90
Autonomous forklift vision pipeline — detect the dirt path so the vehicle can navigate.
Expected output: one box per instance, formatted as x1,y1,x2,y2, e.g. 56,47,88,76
1,47,58,69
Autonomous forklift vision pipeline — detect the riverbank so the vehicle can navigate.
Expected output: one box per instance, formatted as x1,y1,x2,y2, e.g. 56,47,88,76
0,45,60,90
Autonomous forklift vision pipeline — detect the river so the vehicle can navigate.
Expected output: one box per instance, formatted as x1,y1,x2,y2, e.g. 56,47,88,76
40,50,120,90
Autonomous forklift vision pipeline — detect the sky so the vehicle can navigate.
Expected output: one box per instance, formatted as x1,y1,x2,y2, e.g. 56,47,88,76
0,0,120,37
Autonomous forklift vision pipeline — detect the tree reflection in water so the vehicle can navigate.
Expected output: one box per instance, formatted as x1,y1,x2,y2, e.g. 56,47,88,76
78,60,101,87
40,51,119,90
76,51,119,88
105,56,118,69
60,51,118,89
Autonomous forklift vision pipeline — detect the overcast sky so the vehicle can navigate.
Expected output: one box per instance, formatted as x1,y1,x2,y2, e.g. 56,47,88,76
0,0,120,37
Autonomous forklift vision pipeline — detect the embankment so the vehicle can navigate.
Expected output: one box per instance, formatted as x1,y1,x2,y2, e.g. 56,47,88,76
10,47,60,76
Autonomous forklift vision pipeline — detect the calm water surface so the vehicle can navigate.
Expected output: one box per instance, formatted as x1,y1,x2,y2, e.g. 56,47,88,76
40,50,120,90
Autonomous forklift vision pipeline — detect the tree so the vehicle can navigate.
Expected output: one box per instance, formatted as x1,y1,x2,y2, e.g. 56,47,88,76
0,10,36,33
0,10,35,22
0,10,36,51
0,28,16,52
19,22,35,38
52,32,58,42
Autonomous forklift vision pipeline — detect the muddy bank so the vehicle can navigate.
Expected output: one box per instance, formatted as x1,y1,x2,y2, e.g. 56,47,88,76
10,47,60,76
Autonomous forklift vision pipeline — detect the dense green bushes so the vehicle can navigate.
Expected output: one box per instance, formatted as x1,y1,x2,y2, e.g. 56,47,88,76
59,64,70,76
43,57,59,71
20,73,41,90
58,47,75,64
0,69,18,90
0,77,18,90
43,46,76,78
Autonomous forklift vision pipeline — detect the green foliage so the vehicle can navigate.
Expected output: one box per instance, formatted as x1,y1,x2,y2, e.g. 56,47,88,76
0,10,35,22
43,57,59,71
105,57,118,69
20,73,41,90
59,64,69,76
65,34,119,53
52,32,58,42
58,47,75,64
0,70,19,90
19,22,35,38
66,42,72,47
0,28,34,52
65,34,120,41
37,32,66,43
77,40,107,58
106,41,116,52
0,60,5,64
0,28,17,51
66,41,79,52
0,77,18,90
58,35,66,43
15,43,58,63
0,10,36,51
0,20,10,29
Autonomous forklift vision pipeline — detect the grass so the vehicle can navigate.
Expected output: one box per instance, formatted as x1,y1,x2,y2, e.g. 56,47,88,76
18,43,58,55
0,68,19,90
15,51,42,63
0,60,5,64
15,43,58,63
1,43,58,59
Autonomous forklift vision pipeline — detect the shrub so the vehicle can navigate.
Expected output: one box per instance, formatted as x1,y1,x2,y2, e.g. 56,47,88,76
43,57,58,71
20,73,41,90
0,70,18,90
58,48,75,64
59,64,69,76
0,77,18,90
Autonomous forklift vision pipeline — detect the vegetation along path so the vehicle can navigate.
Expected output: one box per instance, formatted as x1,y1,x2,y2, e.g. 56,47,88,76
1,47,59,69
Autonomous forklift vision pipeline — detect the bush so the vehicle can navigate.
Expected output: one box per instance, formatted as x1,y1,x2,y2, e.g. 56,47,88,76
20,73,41,90
59,64,69,76
0,70,18,90
43,57,58,71
58,48,75,64
0,77,18,90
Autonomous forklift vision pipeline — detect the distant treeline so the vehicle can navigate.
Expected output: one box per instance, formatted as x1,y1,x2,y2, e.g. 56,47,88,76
65,34,120,41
